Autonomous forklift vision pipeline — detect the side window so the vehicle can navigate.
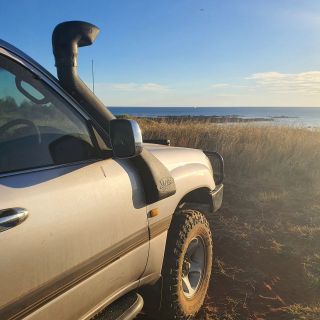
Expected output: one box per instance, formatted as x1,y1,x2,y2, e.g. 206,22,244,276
0,54,99,174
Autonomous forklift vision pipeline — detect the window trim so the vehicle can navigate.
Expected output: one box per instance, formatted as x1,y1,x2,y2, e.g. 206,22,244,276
0,48,113,178
0,48,90,119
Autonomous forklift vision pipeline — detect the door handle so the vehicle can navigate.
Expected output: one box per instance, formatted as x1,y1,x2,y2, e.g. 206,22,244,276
0,208,28,232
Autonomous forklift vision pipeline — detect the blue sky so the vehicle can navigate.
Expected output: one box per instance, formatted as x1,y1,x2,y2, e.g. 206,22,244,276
2,0,320,106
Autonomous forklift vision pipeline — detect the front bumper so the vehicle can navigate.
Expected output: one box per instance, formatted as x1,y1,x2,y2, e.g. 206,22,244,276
210,184,224,212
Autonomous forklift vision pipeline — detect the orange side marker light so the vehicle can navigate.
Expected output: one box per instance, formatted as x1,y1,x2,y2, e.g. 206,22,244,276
150,208,159,217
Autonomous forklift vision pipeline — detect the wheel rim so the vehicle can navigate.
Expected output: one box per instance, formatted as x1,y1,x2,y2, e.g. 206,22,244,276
181,236,206,299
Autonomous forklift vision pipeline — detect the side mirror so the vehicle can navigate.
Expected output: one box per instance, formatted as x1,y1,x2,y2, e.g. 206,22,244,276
110,119,143,159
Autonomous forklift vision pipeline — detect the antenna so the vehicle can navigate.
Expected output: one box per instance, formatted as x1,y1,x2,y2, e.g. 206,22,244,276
91,59,95,93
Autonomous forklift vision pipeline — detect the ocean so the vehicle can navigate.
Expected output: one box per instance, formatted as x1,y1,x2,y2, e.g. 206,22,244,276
109,107,320,128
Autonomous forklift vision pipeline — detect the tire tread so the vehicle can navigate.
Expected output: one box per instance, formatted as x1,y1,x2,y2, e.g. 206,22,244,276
159,209,212,320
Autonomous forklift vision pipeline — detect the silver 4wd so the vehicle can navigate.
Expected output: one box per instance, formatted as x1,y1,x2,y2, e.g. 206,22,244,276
0,21,223,320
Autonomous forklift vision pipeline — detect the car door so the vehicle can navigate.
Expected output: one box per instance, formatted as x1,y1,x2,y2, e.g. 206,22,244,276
0,51,149,320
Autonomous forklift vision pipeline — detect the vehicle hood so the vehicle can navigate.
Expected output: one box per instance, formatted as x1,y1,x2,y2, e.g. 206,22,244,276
143,143,212,174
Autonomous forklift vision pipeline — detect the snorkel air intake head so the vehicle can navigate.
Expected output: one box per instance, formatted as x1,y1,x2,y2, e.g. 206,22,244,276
52,21,114,129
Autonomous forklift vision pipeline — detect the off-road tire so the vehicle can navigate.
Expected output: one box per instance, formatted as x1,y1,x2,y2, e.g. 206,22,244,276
159,209,213,319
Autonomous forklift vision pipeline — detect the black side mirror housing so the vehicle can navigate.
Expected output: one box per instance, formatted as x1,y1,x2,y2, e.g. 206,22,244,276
110,119,143,159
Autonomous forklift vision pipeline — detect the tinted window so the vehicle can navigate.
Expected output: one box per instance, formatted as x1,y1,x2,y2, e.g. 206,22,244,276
0,55,99,174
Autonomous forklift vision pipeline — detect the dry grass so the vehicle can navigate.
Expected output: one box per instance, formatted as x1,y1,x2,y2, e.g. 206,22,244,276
138,119,320,320
139,119,320,185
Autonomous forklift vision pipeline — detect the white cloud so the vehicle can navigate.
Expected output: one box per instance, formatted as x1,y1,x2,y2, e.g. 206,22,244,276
246,71,320,94
94,82,168,92
210,83,249,90
211,83,230,88
87,73,320,106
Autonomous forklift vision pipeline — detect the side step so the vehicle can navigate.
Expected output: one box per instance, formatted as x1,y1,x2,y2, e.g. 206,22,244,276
92,292,144,320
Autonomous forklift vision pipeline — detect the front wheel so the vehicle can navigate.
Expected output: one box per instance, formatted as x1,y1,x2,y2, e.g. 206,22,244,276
159,209,213,319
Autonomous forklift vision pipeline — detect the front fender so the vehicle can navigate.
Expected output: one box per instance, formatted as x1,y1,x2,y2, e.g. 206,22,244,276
140,156,220,281
171,162,216,197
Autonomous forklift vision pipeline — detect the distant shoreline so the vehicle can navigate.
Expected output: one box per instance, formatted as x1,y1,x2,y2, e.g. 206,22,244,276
110,107,320,127
118,114,274,123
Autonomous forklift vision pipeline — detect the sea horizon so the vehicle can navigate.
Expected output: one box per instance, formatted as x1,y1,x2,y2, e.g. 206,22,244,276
109,106,320,128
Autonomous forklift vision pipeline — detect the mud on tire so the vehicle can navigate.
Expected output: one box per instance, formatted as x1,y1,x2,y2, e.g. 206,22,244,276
159,209,213,319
